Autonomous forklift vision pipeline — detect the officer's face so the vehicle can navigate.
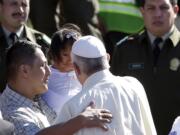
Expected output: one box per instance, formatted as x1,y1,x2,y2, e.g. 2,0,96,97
0,0,30,31
140,0,179,37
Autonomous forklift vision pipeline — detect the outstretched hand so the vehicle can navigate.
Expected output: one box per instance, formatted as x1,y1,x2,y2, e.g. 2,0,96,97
80,101,113,131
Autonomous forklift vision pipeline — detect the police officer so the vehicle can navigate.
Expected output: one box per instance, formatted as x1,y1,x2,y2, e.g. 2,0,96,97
111,0,179,134
0,0,51,92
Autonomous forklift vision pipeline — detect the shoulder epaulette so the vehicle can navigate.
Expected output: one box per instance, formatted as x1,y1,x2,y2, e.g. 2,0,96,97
116,36,129,46
42,34,51,45
116,31,144,47
35,33,51,48
116,34,138,46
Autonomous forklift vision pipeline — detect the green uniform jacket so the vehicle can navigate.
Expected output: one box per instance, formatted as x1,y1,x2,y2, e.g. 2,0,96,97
0,25,51,93
111,27,180,135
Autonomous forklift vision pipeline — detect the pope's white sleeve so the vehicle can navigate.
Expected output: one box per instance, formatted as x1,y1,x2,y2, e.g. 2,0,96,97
124,76,157,135
54,102,72,124
138,94,157,135
135,78,157,135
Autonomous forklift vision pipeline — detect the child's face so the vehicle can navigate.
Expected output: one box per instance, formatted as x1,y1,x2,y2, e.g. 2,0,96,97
58,45,74,72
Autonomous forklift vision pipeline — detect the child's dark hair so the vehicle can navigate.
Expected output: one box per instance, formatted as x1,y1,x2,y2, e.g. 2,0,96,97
49,28,81,62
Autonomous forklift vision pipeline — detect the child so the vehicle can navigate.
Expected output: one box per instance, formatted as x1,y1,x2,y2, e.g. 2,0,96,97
43,25,82,115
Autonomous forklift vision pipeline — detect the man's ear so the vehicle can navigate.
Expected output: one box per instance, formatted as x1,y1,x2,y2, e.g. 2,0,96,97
19,65,31,78
139,7,145,17
173,4,179,16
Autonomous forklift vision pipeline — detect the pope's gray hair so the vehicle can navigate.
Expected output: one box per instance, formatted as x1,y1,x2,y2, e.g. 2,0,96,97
72,54,110,76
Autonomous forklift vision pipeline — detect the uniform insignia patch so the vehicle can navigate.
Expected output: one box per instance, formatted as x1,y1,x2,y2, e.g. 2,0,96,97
128,63,144,70
170,57,180,71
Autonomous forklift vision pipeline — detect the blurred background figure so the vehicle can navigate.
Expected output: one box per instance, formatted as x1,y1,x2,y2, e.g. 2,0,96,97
29,0,60,37
59,0,103,39
29,0,103,40
98,0,144,57
42,25,82,115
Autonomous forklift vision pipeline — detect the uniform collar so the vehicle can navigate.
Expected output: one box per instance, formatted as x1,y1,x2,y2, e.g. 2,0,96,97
168,26,180,47
147,26,174,45
23,25,36,43
1,25,24,38
0,24,36,43
139,26,180,48
138,30,150,45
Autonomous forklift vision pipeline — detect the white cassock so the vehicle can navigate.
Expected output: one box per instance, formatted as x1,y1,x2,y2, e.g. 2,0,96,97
55,70,157,135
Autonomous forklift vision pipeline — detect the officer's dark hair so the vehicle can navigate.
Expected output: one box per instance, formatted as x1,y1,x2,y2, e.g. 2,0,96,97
138,0,177,7
49,28,81,62
6,40,41,80
0,0,3,4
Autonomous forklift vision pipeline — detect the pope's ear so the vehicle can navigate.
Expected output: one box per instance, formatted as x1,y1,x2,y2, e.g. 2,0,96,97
73,63,81,75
